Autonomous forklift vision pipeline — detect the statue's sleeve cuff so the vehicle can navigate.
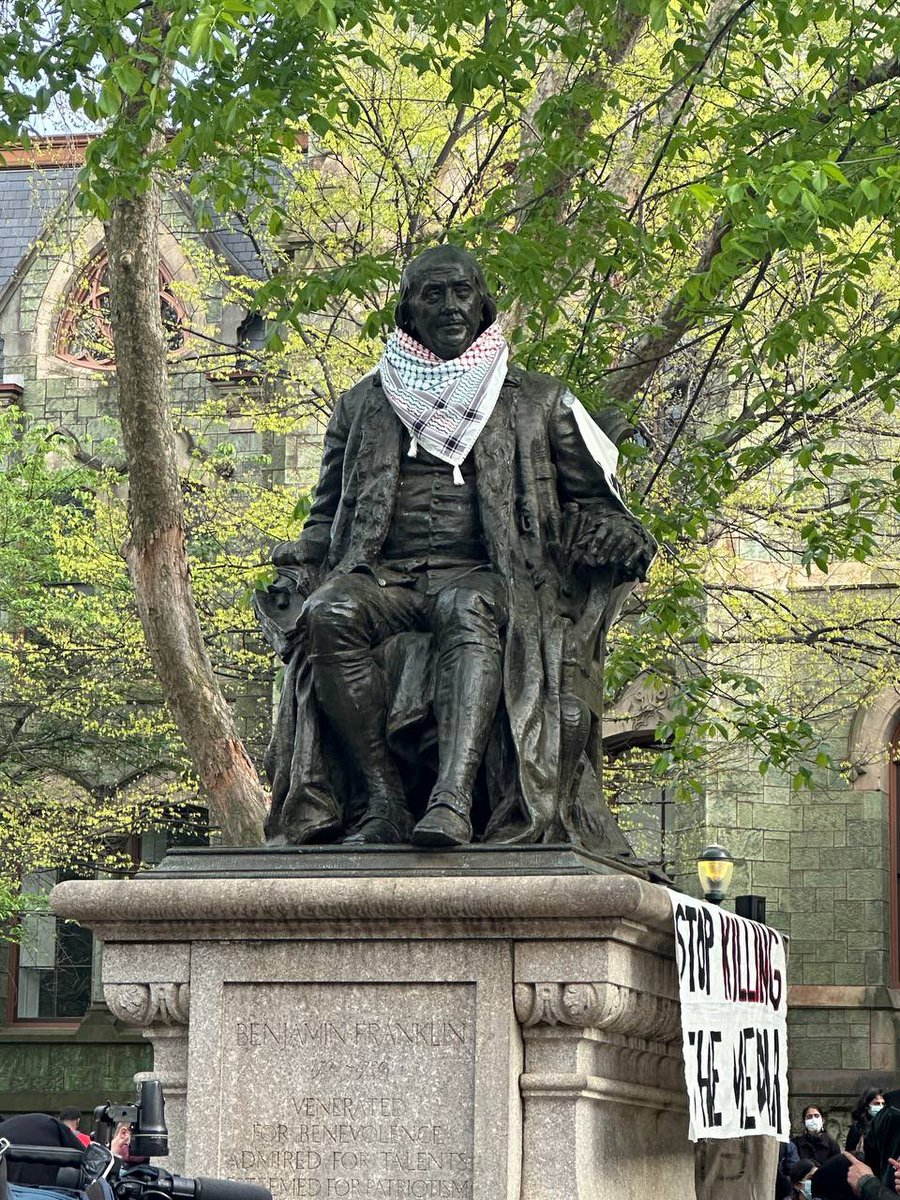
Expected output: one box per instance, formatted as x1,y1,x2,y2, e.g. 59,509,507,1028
295,536,329,564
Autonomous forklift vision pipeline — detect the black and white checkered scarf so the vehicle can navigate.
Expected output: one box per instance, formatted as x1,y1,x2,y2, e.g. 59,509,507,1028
379,322,509,483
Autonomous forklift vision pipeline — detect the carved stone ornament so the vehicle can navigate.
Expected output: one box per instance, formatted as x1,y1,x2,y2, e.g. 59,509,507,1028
105,983,190,1028
514,982,679,1043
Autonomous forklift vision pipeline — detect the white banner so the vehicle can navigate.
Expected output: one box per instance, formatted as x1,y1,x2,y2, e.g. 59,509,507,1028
668,891,789,1141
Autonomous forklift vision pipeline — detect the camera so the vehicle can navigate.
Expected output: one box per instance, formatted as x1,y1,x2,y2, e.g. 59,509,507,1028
0,1082,271,1200
91,1080,169,1159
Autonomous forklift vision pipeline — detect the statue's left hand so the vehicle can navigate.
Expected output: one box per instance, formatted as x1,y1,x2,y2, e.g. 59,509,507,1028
582,513,657,581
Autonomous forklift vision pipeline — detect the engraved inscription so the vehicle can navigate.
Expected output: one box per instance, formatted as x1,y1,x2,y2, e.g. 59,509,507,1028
220,983,475,1200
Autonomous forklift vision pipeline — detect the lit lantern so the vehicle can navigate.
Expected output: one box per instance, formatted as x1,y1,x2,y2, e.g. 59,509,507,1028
696,844,734,906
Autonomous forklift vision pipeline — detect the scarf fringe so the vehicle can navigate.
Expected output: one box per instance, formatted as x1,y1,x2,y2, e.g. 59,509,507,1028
408,433,464,483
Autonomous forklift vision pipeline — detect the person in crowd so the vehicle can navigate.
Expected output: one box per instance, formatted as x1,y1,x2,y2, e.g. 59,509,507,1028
111,1120,148,1166
865,1088,900,1185
111,1121,131,1159
778,1142,802,1199
795,1105,842,1167
847,1090,887,1158
844,1152,900,1199
790,1159,818,1198
59,1106,91,1148
0,1112,83,1186
812,1153,858,1199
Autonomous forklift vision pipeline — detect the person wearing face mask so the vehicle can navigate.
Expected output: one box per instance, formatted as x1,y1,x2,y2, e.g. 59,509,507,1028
789,1158,818,1198
863,1088,900,1190
794,1105,842,1167
847,1090,888,1159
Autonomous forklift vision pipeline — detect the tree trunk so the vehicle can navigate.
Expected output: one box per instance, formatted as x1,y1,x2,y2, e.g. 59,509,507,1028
105,181,267,846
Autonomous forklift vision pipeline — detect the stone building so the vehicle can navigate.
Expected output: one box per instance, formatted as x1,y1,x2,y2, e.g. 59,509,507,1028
1,136,898,1147
605,585,900,1142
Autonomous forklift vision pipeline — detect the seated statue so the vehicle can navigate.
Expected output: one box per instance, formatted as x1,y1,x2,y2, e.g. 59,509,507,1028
255,245,657,851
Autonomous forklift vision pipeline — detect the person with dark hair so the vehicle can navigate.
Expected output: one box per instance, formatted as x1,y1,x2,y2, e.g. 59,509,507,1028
847,1089,887,1158
789,1159,818,1198
864,1089,900,1190
258,243,656,850
794,1105,842,1167
812,1153,857,1199
59,1106,91,1147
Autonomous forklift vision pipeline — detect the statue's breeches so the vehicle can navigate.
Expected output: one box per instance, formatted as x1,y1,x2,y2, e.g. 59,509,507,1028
302,570,507,659
300,570,508,822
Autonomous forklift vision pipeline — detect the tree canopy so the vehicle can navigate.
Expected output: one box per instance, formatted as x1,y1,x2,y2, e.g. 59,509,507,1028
0,405,291,892
1,0,899,865
202,0,900,795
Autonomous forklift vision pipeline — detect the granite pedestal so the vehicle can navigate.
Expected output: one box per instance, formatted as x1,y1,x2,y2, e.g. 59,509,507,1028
51,848,694,1200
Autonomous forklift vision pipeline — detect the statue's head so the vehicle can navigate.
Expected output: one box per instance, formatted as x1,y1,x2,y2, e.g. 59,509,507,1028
395,245,497,360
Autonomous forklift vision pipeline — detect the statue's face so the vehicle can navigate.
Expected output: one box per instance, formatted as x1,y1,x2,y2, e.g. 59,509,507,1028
406,263,483,359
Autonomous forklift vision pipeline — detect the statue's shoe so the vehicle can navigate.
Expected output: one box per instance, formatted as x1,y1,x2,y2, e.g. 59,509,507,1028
411,794,472,848
343,802,412,845
266,818,341,846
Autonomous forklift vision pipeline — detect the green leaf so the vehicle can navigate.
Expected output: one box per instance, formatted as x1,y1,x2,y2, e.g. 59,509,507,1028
97,77,122,116
111,60,143,97
820,161,850,186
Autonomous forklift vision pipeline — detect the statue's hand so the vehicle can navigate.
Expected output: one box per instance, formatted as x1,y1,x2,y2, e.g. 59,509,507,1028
583,514,657,581
272,541,328,594
272,539,307,567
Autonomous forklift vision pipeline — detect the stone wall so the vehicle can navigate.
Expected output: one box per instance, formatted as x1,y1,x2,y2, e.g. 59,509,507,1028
0,944,151,1115
679,683,899,1138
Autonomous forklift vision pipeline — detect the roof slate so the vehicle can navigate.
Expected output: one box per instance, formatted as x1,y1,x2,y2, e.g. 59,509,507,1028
212,215,270,281
0,166,269,308
0,167,77,294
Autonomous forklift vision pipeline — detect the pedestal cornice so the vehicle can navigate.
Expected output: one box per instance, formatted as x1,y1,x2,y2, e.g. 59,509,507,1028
51,870,676,946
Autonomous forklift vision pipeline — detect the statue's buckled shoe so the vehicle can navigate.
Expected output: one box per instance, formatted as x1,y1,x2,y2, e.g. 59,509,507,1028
411,791,473,848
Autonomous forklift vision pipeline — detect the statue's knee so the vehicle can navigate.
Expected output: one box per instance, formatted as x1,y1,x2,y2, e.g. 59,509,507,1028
302,583,367,651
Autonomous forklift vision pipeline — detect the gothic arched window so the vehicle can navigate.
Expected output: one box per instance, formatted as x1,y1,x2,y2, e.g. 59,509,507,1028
56,251,186,369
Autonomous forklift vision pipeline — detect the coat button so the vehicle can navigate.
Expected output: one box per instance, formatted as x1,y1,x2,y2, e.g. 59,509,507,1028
377,577,387,587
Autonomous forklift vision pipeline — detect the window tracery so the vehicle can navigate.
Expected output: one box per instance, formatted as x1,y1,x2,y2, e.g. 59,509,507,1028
55,251,186,369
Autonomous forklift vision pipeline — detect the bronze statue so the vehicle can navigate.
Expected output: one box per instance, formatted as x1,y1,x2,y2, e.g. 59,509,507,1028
255,245,656,852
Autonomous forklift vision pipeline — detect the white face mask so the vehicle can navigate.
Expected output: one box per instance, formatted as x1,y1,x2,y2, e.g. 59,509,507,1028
802,1182,812,1200
805,1116,824,1134
870,1103,885,1117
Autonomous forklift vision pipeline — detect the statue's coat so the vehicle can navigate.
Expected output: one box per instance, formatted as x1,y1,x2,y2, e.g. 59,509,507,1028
262,364,644,853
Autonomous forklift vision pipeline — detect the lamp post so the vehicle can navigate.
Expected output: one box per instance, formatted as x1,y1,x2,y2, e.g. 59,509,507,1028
696,844,734,906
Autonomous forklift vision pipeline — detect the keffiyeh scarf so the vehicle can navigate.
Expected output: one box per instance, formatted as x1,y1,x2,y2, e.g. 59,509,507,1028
379,322,509,484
